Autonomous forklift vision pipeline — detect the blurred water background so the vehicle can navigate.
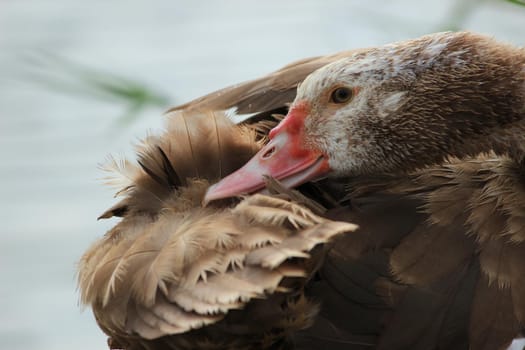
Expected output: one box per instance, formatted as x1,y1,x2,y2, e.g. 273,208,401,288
1,1,524,349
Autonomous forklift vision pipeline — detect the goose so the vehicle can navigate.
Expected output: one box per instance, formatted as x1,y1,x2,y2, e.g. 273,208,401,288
79,31,525,350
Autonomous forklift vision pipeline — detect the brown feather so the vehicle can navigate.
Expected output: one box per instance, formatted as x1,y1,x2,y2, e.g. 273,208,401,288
97,110,262,220
469,275,520,350
83,193,355,346
390,216,475,286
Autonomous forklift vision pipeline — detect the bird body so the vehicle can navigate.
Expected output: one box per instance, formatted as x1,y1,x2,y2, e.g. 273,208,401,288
79,32,525,350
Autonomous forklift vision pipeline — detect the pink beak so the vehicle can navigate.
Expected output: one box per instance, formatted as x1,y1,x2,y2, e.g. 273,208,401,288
204,102,331,204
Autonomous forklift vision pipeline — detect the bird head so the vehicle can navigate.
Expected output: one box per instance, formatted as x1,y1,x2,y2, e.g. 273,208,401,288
205,32,525,203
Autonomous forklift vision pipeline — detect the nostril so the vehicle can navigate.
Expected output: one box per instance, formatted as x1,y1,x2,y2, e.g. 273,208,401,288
261,146,276,159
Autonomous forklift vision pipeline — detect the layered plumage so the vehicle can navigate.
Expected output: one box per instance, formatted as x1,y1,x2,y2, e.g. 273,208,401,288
79,111,357,349
79,31,525,350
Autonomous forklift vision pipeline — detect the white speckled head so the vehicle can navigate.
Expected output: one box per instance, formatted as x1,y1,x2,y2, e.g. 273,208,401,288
287,31,523,176
293,45,415,175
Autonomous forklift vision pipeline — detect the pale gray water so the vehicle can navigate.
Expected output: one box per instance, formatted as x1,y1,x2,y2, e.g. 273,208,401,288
1,1,524,349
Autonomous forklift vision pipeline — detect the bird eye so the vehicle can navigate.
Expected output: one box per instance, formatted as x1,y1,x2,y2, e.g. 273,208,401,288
330,87,354,104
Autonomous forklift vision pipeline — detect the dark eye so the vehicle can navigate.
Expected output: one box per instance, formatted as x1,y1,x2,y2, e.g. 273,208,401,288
330,87,353,104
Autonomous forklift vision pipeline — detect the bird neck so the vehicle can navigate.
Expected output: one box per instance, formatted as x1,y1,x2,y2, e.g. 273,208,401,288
405,46,525,167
